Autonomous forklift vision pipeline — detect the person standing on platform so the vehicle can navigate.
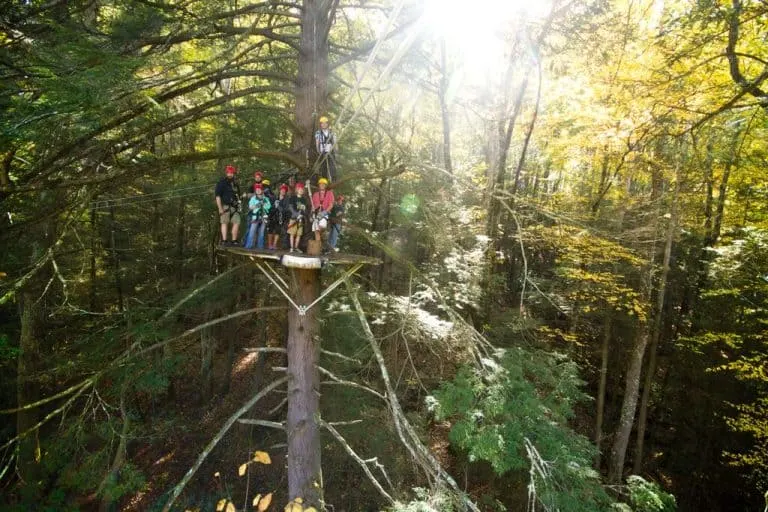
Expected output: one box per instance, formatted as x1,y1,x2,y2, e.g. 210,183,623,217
262,178,275,203
311,178,334,247
244,183,271,249
328,194,345,251
314,116,337,182
268,184,289,250
287,182,309,253
215,164,241,246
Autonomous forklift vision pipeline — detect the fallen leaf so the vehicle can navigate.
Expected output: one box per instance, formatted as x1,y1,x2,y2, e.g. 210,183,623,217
305,508,318,512
216,499,229,512
252,494,262,507
253,450,272,464
238,463,248,476
258,492,273,511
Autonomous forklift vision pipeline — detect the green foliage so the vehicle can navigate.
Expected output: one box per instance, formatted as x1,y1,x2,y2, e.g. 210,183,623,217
386,488,458,512
0,334,19,363
430,347,614,511
625,475,677,512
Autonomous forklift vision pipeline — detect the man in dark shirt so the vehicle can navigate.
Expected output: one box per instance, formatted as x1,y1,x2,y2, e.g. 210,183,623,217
328,194,345,251
215,165,242,245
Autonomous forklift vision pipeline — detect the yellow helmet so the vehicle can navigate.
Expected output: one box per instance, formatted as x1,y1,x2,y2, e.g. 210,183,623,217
318,177,329,185
318,116,329,124
262,178,271,186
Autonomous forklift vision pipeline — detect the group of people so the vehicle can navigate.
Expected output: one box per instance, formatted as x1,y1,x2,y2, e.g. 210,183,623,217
215,115,342,253
215,166,345,254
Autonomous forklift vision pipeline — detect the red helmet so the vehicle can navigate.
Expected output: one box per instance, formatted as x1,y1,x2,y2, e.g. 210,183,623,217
253,183,263,191
225,165,236,175
279,184,289,192
254,171,263,179
295,182,305,190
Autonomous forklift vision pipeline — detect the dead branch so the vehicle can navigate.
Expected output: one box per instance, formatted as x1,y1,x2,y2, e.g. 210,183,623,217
162,377,288,512
344,280,481,512
321,419,395,504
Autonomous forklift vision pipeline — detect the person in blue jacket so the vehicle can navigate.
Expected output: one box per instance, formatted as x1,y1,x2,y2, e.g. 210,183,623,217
243,183,271,249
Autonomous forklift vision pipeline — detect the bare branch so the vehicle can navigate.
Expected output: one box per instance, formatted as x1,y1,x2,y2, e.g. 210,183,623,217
162,377,288,512
321,419,395,504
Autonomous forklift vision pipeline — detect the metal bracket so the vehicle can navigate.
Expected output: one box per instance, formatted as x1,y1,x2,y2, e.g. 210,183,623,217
253,260,366,317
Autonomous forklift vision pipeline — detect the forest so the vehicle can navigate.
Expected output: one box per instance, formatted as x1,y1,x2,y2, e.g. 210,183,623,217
0,0,767,510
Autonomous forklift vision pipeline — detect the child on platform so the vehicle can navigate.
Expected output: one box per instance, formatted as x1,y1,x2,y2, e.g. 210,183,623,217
287,182,309,253
268,184,289,250
244,183,271,249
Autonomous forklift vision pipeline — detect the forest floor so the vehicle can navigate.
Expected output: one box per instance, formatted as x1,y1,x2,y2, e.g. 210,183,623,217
121,345,287,512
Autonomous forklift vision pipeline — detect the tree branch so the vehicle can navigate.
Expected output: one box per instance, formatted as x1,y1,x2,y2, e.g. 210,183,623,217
162,377,288,512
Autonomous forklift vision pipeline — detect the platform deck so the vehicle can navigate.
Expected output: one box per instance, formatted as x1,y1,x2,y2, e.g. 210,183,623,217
219,246,381,266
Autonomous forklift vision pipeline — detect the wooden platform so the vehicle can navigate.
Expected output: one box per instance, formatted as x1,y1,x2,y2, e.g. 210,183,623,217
219,245,381,267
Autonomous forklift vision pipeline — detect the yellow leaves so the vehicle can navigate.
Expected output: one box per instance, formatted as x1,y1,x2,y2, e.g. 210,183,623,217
216,499,235,512
284,497,303,512
253,450,272,464
238,463,248,477
255,492,273,511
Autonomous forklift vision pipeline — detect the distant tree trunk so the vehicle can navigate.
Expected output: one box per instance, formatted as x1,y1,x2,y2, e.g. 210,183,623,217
89,206,98,310
109,206,124,311
512,59,542,197
485,75,529,242
17,289,44,484
438,39,453,180
608,328,649,483
595,316,611,469
377,180,392,290
201,319,215,403
633,164,680,474
97,386,129,512
176,196,186,285
286,252,323,506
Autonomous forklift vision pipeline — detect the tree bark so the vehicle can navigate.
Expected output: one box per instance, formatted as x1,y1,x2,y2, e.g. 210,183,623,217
293,0,333,167
608,328,649,483
595,316,611,469
286,244,323,506
633,165,680,474
89,206,98,311
17,289,44,484
109,206,124,312
438,38,453,180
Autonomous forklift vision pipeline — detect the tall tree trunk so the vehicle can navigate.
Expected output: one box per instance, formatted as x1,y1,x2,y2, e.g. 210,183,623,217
176,196,186,285
201,318,215,403
17,289,44,484
293,0,333,167
485,75,529,242
608,328,649,483
633,165,680,474
286,254,323,506
438,38,453,180
595,315,611,469
89,206,98,310
109,206,124,312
